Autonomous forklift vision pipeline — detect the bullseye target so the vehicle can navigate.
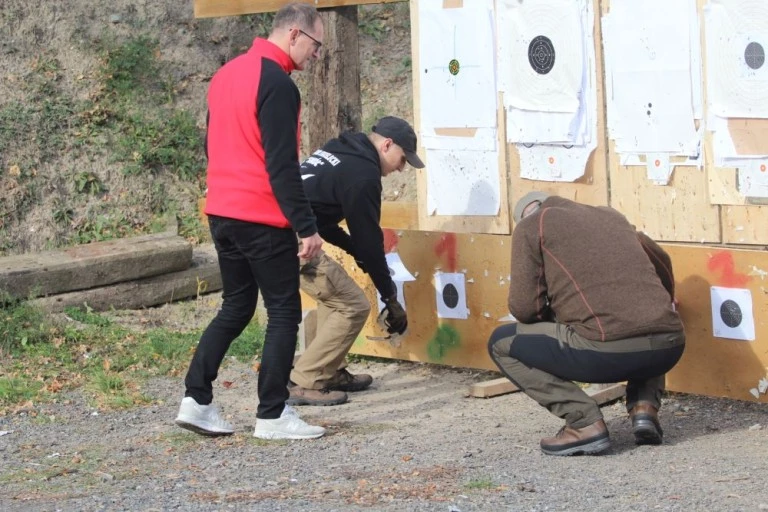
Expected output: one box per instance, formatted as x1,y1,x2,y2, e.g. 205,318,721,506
706,0,768,117
744,41,765,70
528,35,556,75
434,272,468,319
448,59,460,76
710,286,755,341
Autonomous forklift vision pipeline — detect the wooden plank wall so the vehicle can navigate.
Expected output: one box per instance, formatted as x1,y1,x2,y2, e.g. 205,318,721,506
334,233,768,403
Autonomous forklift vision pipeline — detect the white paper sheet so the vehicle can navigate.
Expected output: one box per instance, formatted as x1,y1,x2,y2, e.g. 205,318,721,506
425,148,500,216
646,153,673,185
421,127,497,152
497,0,583,113
378,281,408,316
376,253,416,314
705,0,768,118
710,286,755,341
385,252,416,282
518,143,595,182
604,0,699,155
434,272,469,319
418,0,497,129
737,160,768,197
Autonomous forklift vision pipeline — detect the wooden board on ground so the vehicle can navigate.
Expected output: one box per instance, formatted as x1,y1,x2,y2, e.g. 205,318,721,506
31,245,221,313
468,379,625,404
468,378,519,398
0,233,192,300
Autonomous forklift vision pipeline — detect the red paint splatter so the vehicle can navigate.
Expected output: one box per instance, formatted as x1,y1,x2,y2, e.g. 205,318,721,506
434,233,458,272
382,229,399,254
707,251,750,288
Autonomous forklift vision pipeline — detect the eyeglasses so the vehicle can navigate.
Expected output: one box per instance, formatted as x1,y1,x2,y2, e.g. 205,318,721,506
298,29,322,50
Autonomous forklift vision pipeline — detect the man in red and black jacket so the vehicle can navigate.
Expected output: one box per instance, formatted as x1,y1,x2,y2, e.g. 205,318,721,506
176,3,326,441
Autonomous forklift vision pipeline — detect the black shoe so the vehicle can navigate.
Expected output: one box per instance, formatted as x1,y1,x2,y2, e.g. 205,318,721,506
629,403,663,445
325,369,373,392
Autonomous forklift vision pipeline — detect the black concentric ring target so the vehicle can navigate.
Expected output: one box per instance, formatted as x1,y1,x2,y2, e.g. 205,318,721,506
720,299,743,328
528,35,556,75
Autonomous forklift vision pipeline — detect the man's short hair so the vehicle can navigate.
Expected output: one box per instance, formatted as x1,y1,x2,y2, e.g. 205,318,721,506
272,2,321,32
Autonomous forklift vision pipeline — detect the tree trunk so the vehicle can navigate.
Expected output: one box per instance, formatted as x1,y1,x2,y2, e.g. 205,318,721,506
306,6,362,152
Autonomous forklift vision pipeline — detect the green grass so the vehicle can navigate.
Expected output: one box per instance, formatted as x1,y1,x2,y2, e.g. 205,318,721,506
0,300,265,412
464,477,496,490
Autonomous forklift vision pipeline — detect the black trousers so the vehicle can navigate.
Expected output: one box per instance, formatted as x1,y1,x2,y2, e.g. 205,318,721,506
184,215,301,419
488,322,685,428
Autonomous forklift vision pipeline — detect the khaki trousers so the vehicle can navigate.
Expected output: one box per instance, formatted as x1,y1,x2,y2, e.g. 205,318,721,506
291,252,371,389
488,322,685,429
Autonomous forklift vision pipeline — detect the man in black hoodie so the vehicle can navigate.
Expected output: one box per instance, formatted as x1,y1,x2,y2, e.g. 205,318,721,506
288,117,425,406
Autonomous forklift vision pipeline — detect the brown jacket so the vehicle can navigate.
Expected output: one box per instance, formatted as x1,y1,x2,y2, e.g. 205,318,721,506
508,196,683,341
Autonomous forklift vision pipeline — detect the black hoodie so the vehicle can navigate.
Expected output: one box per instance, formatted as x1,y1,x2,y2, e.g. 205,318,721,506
300,132,395,299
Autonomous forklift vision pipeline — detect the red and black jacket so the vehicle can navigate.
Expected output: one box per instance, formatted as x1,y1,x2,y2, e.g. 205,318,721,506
204,38,317,237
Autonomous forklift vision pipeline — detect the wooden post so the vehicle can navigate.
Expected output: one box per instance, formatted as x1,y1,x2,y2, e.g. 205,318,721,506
306,7,362,151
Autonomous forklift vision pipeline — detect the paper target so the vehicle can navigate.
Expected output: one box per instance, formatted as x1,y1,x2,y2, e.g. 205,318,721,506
418,0,497,129
517,143,595,182
434,272,468,320
710,286,755,341
528,36,556,75
425,148,500,216
604,0,699,154
497,0,583,113
706,0,768,118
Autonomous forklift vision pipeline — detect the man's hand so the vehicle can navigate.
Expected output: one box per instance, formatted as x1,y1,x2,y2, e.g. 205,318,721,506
383,295,408,335
298,233,323,259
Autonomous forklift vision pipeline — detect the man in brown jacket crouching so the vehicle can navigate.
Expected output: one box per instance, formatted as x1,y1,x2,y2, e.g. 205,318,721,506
488,192,685,456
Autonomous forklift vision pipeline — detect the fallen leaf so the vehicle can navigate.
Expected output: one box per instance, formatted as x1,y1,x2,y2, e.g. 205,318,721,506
222,381,234,389
9,164,20,177
401,455,413,462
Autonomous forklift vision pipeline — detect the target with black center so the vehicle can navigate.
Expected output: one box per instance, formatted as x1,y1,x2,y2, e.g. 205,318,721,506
528,35,556,75
434,272,468,319
719,299,742,328
744,41,765,70
710,286,755,341
442,283,459,309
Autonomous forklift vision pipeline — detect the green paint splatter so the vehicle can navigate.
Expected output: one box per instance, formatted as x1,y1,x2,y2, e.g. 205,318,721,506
426,324,461,361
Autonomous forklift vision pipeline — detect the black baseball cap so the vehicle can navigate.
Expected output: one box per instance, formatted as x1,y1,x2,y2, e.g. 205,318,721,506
372,116,425,169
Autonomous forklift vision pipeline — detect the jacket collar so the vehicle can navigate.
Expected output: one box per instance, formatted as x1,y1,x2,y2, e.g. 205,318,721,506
249,38,296,73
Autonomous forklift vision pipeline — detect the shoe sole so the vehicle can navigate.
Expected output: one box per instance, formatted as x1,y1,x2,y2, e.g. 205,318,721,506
633,418,663,445
541,437,612,456
175,418,234,437
326,383,372,392
253,431,325,440
285,396,348,407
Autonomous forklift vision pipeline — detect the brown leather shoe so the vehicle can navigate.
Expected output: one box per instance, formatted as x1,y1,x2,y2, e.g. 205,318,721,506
629,402,663,445
286,386,348,406
540,419,611,456
325,369,373,392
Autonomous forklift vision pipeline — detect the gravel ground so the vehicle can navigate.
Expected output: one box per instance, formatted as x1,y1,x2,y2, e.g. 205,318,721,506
1,358,767,512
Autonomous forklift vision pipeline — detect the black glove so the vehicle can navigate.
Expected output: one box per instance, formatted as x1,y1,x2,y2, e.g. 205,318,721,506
383,295,408,335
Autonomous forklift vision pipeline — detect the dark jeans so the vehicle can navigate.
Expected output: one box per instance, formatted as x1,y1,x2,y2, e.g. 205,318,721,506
184,215,301,419
488,322,685,428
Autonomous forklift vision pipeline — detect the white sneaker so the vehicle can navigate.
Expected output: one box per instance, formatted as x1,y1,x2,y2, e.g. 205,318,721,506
253,405,325,440
175,397,234,436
